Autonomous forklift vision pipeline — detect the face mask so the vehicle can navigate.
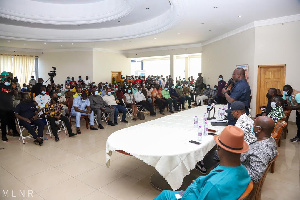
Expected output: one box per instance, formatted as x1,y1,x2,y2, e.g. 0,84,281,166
271,102,276,109
214,88,217,90
95,91,99,96
108,92,111,96
4,82,10,86
57,93,62,97
24,87,27,89
218,78,223,81
164,88,168,91
128,90,131,93
207,86,209,89
78,93,82,96
82,99,86,102
41,91,46,95
251,126,256,135
139,90,142,94
171,86,174,89
283,91,289,96
185,84,188,87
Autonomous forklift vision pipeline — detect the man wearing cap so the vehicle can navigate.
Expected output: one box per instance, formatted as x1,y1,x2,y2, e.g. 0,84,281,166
231,101,257,144
154,126,251,200
222,68,251,125
241,116,277,183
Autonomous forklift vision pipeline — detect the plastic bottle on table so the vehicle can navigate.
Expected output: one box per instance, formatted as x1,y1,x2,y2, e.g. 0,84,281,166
194,116,198,128
218,108,221,120
204,121,208,136
198,126,203,141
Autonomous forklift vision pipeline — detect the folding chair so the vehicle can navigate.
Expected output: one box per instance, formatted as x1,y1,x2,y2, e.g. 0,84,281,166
67,97,89,129
272,120,287,147
16,118,36,144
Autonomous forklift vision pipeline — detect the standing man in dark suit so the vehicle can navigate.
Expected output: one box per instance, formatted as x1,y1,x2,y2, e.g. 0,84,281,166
222,68,251,125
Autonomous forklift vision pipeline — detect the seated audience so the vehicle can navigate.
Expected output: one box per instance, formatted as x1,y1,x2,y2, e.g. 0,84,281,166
241,116,277,183
161,85,175,113
155,126,250,200
71,92,98,134
265,88,278,115
35,86,51,114
123,88,138,120
15,93,45,145
73,86,82,98
134,87,156,116
267,96,284,124
231,101,257,144
44,92,76,141
170,85,185,110
21,83,30,92
182,84,192,108
152,85,168,115
103,88,128,124
89,86,115,128
196,84,213,106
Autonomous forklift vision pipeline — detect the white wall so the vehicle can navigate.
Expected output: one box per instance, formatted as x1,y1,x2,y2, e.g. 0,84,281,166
202,29,255,87
39,51,93,85
253,21,300,121
93,51,131,83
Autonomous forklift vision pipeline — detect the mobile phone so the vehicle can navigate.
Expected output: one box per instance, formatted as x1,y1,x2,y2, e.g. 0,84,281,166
189,140,201,145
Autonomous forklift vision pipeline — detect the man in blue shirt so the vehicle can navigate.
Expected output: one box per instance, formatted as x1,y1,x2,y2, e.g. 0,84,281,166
222,68,251,125
154,126,251,200
282,84,300,142
71,92,98,134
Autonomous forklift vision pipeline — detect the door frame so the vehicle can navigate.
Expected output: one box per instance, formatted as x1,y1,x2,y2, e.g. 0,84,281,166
111,71,122,83
256,64,286,114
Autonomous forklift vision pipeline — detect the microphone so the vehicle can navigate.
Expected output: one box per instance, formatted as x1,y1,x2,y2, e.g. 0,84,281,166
207,99,216,120
224,78,233,90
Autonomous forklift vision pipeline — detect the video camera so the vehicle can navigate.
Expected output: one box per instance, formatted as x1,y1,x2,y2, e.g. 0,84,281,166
48,67,56,77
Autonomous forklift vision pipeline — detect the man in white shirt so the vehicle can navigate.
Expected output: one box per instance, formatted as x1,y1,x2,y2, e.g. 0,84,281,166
84,76,91,86
230,101,257,144
103,88,128,125
35,86,51,115
134,87,156,116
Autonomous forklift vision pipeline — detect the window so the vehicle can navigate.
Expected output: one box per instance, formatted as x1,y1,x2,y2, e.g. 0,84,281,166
143,57,170,77
0,54,35,84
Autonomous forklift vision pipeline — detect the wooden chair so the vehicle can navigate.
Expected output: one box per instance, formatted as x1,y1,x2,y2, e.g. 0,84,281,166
67,97,89,129
272,120,287,147
282,110,291,139
238,180,254,200
246,153,279,200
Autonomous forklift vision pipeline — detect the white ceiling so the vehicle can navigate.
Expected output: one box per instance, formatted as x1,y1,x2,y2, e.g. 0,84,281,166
0,0,299,52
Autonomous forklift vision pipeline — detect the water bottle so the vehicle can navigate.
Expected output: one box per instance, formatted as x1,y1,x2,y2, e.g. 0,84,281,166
204,122,208,136
203,112,207,125
194,116,198,128
218,108,221,119
198,126,203,141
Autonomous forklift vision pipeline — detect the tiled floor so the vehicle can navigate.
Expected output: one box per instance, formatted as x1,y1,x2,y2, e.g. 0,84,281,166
0,112,299,200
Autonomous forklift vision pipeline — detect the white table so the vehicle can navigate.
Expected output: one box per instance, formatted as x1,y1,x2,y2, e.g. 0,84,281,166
106,106,226,190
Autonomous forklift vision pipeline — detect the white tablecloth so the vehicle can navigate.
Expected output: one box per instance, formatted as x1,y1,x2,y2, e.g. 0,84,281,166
106,105,226,190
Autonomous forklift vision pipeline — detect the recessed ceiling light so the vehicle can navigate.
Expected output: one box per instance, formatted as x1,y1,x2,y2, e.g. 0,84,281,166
201,23,205,25
177,33,181,35
44,42,47,45
71,43,74,45
213,6,218,8
154,38,157,40
7,40,10,42
60,45,63,47
118,21,120,22
238,15,242,18
23,43,26,46
146,7,150,10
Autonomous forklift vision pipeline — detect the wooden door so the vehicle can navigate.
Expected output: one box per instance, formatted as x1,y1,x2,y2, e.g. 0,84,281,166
111,71,121,84
256,65,286,114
